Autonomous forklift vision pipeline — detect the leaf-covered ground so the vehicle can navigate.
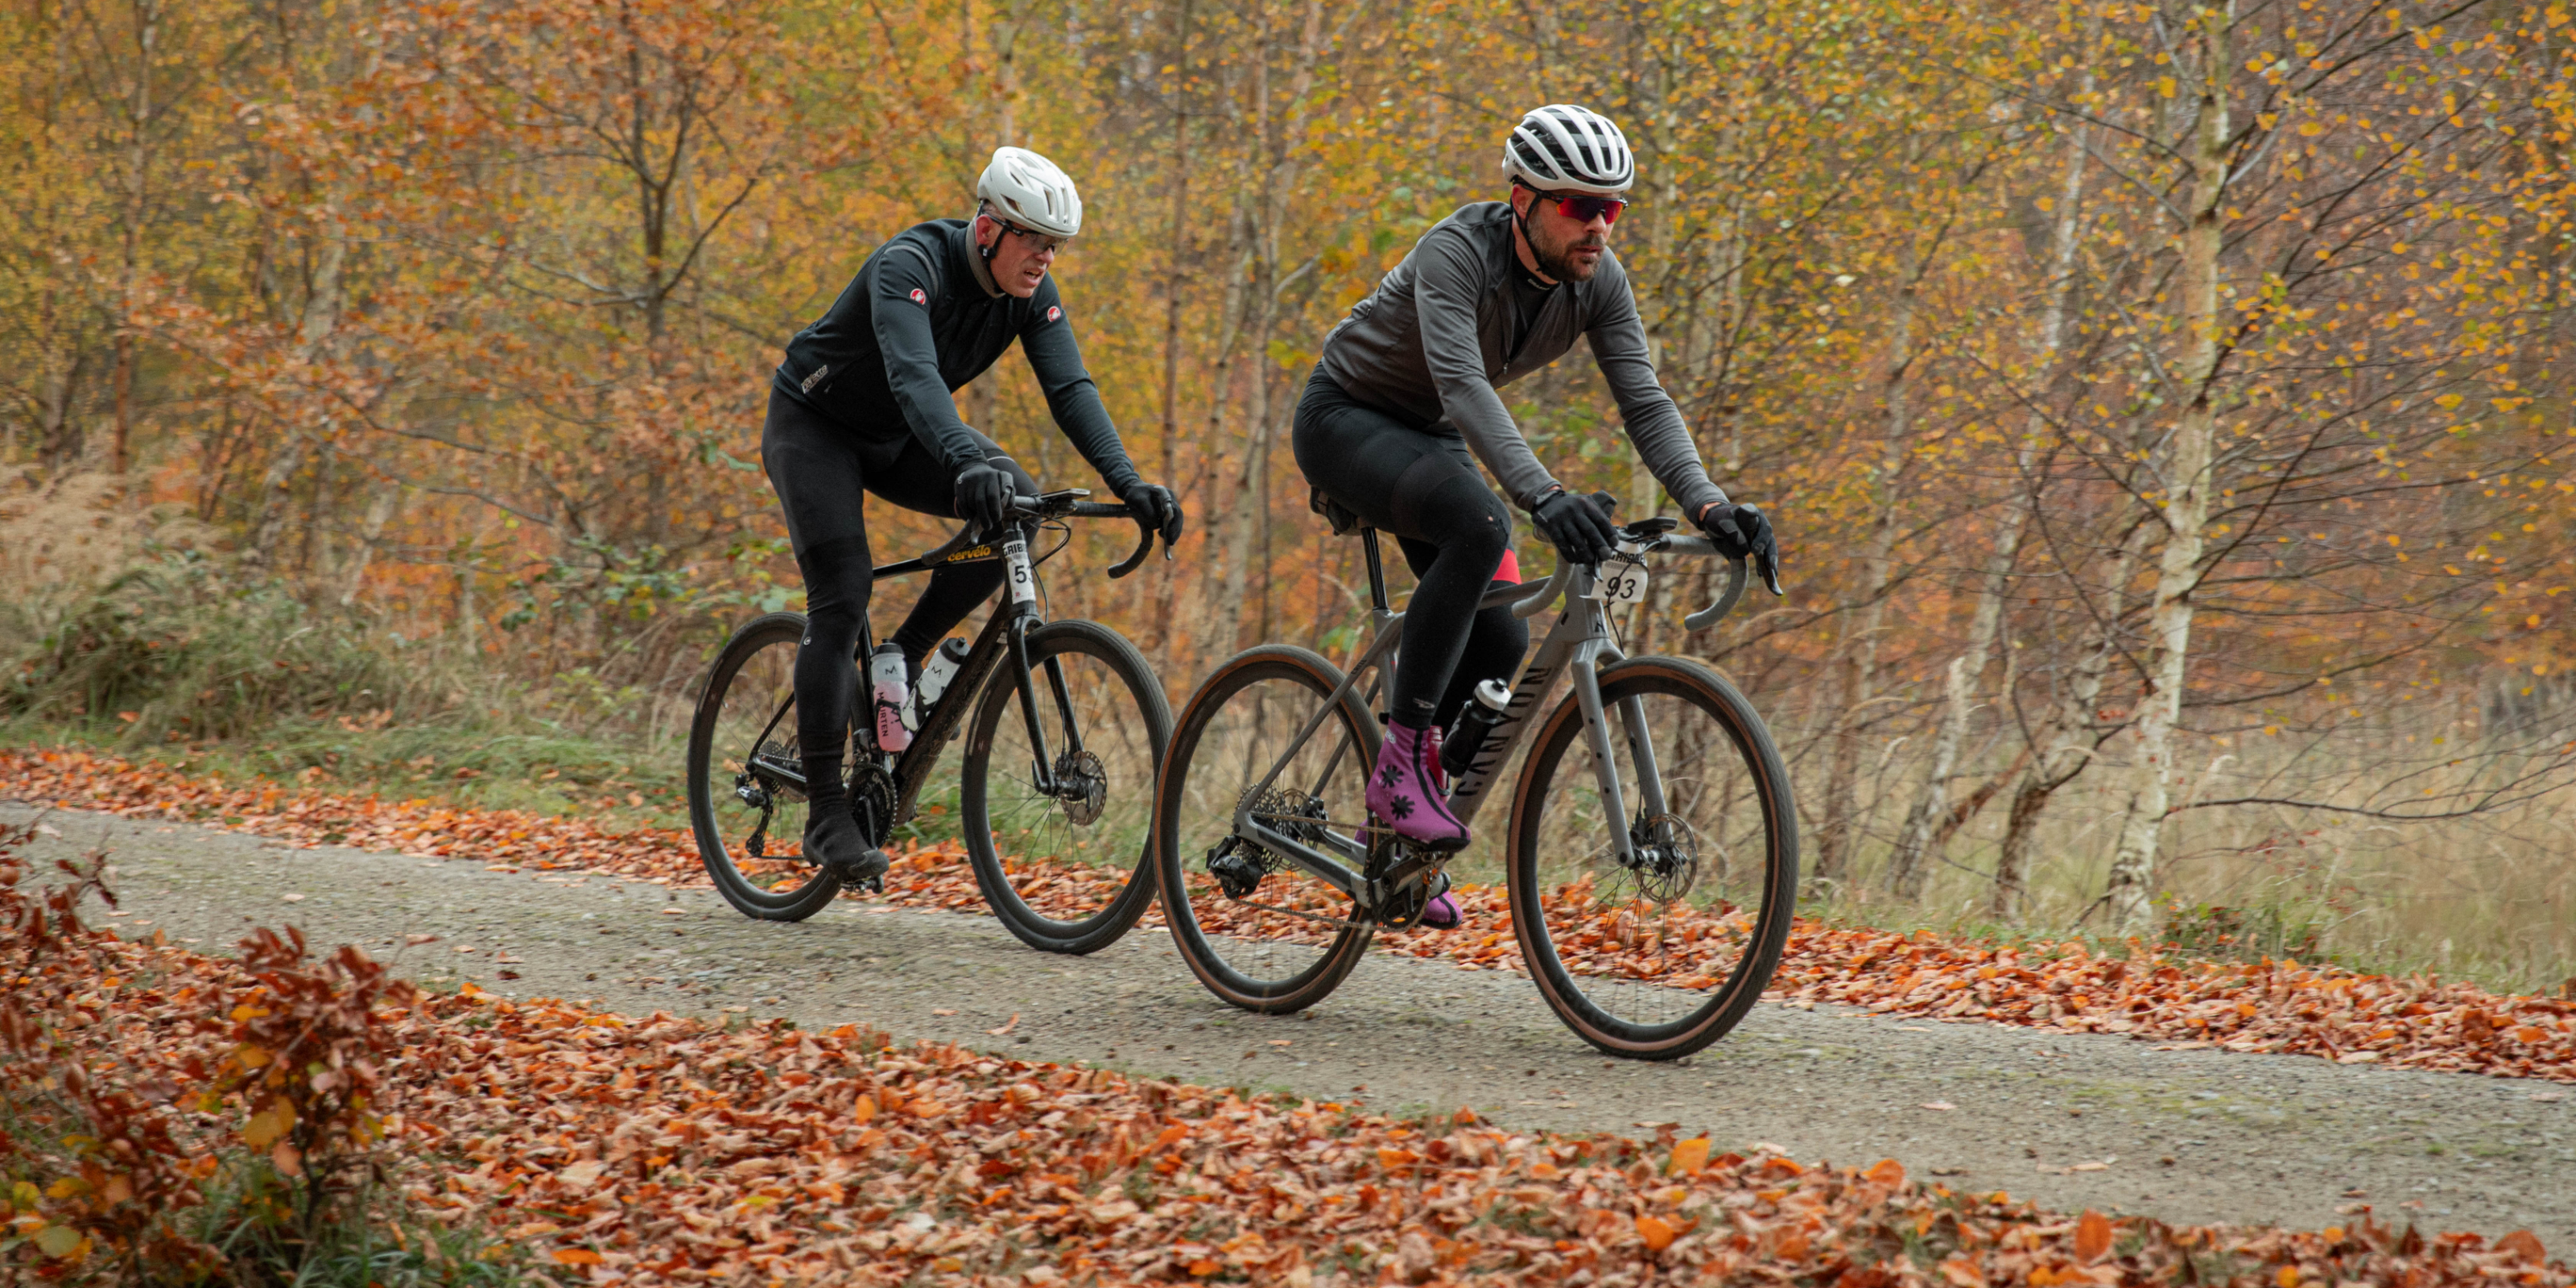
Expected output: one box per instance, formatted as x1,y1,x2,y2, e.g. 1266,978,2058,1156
14,910,2570,1287
8,746,2576,1086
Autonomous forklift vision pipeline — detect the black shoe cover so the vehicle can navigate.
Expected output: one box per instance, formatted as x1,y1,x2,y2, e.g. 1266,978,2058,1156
803,808,890,885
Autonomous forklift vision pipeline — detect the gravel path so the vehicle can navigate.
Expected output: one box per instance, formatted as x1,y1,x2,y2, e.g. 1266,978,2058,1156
13,802,2573,1249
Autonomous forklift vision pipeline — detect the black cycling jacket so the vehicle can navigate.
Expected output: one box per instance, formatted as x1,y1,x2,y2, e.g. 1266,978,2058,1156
772,219,1141,495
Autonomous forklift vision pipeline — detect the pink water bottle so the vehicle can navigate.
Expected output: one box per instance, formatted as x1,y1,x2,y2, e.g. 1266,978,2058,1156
870,643,912,753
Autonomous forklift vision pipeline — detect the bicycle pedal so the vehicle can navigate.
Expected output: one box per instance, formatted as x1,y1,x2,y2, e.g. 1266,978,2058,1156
864,874,885,895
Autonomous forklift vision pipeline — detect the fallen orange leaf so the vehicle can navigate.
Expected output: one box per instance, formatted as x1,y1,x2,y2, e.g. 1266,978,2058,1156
2075,1209,2112,1261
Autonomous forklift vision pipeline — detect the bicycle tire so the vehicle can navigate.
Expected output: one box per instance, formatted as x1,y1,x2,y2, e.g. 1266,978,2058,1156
1154,645,1378,1014
961,619,1173,954
687,612,845,922
1506,655,1798,1059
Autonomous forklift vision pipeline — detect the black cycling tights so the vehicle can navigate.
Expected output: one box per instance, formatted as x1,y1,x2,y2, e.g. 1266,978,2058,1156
762,389,1038,798
1292,369,1530,732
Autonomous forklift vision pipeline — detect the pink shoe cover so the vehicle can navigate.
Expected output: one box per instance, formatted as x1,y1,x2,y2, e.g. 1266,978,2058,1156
1419,891,1462,929
1368,721,1469,849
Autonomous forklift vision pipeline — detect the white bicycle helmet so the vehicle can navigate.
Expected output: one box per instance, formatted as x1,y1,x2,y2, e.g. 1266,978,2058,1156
975,146,1083,238
1501,105,1635,196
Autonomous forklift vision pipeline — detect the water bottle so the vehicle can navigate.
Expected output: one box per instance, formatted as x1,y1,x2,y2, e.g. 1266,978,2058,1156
870,643,912,753
1439,679,1513,782
911,638,972,728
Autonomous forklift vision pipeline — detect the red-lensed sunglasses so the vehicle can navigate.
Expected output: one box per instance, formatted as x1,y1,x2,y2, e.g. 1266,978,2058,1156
1535,191,1627,225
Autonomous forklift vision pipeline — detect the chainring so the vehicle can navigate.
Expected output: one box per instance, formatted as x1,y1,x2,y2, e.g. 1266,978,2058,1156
852,762,898,848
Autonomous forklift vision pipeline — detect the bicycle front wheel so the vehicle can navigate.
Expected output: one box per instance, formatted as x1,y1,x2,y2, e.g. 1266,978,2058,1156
686,612,844,922
1154,645,1377,1014
962,620,1172,955
1507,655,1797,1059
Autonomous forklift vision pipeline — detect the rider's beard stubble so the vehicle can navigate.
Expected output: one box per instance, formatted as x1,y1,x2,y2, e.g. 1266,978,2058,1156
1529,211,1608,283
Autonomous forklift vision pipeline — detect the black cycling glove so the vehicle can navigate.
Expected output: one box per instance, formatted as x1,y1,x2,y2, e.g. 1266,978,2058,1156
953,463,1018,534
1120,481,1186,547
1532,489,1618,566
1699,501,1783,592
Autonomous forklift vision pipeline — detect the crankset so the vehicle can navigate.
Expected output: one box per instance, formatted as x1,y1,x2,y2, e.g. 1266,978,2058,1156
1361,829,1455,928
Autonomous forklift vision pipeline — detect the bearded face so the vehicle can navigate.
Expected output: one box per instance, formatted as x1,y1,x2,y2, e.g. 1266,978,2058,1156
1516,190,1613,283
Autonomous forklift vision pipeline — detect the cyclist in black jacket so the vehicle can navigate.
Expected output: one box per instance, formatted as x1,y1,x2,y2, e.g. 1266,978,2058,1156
763,146,1185,884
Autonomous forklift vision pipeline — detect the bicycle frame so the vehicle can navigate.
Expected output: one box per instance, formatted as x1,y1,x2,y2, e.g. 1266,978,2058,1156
736,496,1145,833
1227,526,1748,913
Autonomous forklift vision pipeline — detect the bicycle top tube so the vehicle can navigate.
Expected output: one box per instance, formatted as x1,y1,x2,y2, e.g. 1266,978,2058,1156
869,488,1160,581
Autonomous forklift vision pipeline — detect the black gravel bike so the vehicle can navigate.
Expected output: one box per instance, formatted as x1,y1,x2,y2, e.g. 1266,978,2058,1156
687,490,1173,954
1152,500,1796,1059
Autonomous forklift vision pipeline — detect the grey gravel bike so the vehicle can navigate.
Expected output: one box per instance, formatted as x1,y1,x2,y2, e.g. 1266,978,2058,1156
1151,499,1797,1059
687,489,1172,954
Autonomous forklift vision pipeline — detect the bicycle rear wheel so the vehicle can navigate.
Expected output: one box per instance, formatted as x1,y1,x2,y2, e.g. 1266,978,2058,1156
1507,655,1797,1059
1154,645,1377,1014
686,612,844,921
962,620,1171,955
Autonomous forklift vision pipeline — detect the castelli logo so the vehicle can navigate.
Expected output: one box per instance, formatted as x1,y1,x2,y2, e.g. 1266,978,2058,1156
909,287,927,304
1046,305,1063,322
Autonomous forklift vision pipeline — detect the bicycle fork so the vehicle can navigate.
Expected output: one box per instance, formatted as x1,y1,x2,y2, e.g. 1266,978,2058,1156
996,535,1092,802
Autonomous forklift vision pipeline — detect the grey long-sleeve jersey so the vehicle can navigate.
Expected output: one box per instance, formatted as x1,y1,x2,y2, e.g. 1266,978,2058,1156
1315,201,1726,518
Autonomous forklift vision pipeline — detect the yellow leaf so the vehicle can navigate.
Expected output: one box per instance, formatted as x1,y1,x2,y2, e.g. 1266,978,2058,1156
2298,120,2323,136
33,1224,84,1258
244,1100,296,1150
553,1249,605,1266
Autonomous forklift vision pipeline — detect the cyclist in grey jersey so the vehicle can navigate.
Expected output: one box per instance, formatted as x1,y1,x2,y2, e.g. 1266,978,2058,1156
1294,104,1783,891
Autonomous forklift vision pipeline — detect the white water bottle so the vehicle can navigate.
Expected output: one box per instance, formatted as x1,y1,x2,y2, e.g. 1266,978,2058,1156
913,638,972,719
870,643,912,753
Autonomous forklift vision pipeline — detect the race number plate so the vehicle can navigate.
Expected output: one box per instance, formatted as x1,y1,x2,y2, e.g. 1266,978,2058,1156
1601,561,1649,605
1003,538,1038,605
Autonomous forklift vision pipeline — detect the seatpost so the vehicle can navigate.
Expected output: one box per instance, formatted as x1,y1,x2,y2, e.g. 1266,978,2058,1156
1360,529,1389,613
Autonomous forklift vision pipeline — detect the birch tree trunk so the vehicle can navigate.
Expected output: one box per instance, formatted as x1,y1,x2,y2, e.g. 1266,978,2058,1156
1993,520,2146,916
2103,3,2231,931
1894,14,2103,902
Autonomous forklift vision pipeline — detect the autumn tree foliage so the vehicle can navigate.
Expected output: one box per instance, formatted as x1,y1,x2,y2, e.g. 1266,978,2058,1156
7,0,2576,954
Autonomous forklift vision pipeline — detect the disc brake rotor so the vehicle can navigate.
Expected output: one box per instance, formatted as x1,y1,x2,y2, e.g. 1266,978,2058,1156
1626,811,1701,905
1052,749,1108,825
